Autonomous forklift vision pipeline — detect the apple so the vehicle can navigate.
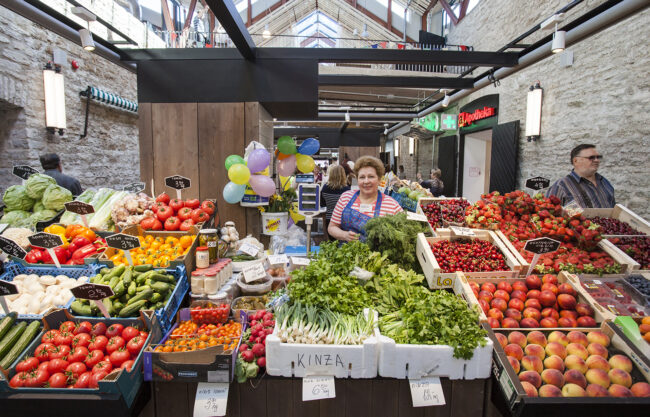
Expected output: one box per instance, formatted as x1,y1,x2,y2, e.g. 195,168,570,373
526,275,542,289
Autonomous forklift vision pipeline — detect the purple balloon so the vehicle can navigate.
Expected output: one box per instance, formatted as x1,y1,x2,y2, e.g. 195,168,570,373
277,154,296,177
247,148,271,173
249,175,276,197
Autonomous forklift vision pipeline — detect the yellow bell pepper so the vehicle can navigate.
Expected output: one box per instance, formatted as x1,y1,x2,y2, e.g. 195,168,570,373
44,224,66,236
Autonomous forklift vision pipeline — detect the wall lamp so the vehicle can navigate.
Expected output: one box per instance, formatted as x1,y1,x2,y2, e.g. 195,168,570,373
525,82,543,142
43,62,66,135
552,24,565,54
442,93,450,107
72,6,96,51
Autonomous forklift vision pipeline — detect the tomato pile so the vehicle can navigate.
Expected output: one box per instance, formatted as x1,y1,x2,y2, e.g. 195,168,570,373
235,310,275,382
140,192,215,231
420,199,470,229
428,239,508,273
9,321,148,389
153,365,173,381
155,320,241,353
190,304,230,325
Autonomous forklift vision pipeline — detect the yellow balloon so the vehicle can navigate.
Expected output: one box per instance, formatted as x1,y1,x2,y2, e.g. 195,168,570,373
228,163,251,185
296,154,315,174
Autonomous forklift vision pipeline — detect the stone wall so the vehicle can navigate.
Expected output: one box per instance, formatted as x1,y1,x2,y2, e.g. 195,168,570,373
0,5,139,195
446,0,650,218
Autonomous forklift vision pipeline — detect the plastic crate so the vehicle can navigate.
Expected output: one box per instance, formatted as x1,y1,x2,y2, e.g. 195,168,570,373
0,262,96,319
387,190,417,212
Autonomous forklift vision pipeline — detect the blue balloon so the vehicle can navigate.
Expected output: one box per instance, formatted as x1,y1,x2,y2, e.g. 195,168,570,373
297,138,320,156
223,181,246,204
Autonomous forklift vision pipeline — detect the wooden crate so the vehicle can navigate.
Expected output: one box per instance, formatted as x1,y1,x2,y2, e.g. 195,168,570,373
415,230,521,289
416,197,468,236
580,204,650,235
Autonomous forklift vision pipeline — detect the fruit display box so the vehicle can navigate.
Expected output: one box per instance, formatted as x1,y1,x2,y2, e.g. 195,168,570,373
142,308,245,383
489,321,650,417
460,272,612,331
0,315,45,372
417,197,468,236
580,204,650,236
574,275,649,319
415,230,522,289
377,273,493,379
0,309,158,408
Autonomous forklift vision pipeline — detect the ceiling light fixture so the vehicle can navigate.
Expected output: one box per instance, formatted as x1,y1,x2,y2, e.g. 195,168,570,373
361,24,369,39
72,6,97,52
384,124,389,135
552,24,565,53
263,24,271,39
345,110,350,122
442,93,450,107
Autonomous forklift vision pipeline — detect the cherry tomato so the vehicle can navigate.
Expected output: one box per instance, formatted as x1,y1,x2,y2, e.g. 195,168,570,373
59,321,76,333
72,333,91,348
84,350,104,368
108,348,130,367
121,326,140,342
47,358,69,374
126,336,146,355
106,336,125,354
66,362,87,379
89,371,108,388
90,323,107,336
74,321,93,335
88,335,108,351
74,371,93,388
105,324,124,339
92,360,113,375
48,372,68,388
15,357,39,373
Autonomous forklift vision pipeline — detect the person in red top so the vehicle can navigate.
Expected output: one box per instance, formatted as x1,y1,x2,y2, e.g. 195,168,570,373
328,156,403,242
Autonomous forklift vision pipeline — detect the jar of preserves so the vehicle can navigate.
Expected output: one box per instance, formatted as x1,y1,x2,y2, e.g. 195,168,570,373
199,229,219,264
196,246,210,269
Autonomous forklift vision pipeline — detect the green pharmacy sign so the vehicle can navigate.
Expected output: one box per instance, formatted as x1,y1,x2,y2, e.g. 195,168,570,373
441,113,457,130
416,113,440,131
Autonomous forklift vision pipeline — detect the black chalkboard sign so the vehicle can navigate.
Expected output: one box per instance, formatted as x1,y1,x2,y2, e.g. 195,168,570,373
165,175,191,190
28,232,63,249
105,233,141,251
0,280,19,296
123,182,146,193
12,165,38,180
525,177,550,191
0,236,27,259
524,237,561,254
64,201,95,215
71,283,114,300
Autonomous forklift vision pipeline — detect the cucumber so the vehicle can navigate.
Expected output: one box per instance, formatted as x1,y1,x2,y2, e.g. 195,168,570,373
0,321,41,369
71,301,93,317
154,301,165,310
150,292,163,303
0,322,27,361
0,313,17,341
119,300,147,317
151,281,170,293
134,264,152,272
102,298,114,315
122,267,133,286
128,281,137,296
105,265,125,280
109,274,120,289
150,273,175,284
113,301,124,314
114,281,126,297
136,285,151,293
99,267,110,275
127,289,154,305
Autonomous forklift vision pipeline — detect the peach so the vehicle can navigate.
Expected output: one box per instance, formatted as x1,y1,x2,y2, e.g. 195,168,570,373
542,274,558,285
508,331,528,348
557,294,577,310
478,290,493,303
539,290,557,308
565,355,588,374
494,289,510,302
585,369,610,388
609,354,633,373
526,275,542,289
487,317,500,328
562,383,586,397
526,291,541,301
520,318,540,328
567,331,589,347
488,308,504,321
608,384,633,397
519,370,542,389
469,282,480,293
520,381,538,397
495,332,508,348
541,308,559,320
540,317,558,328
630,382,650,397
510,289,527,302
544,355,565,372
558,317,578,328
521,355,544,374
538,384,562,397
479,299,490,314
586,342,608,359
525,299,542,312
541,283,558,295
608,368,632,388
564,369,587,389
512,281,528,293
587,330,610,347
502,318,520,328
586,384,610,397
481,282,496,293
491,298,508,312
558,283,577,297
523,307,542,322
524,344,546,361
497,281,513,294
577,316,597,327
545,342,567,359
566,343,589,360
507,356,520,374
548,331,569,346
541,369,564,388
560,310,578,319
504,309,522,321
576,303,595,317
504,344,524,361
526,331,547,347
508,298,525,312
586,355,610,371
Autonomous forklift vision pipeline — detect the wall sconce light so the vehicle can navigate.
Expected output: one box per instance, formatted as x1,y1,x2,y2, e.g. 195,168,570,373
43,62,66,135
552,24,565,54
345,110,350,122
442,92,450,107
409,137,415,156
525,82,543,142
262,24,271,39
384,123,389,135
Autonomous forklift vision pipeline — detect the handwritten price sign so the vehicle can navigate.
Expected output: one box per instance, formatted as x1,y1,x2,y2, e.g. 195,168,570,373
71,283,114,301
302,375,336,401
409,376,446,407
193,382,229,417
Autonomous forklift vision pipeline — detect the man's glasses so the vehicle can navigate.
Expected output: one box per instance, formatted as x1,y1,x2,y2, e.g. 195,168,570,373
577,155,604,161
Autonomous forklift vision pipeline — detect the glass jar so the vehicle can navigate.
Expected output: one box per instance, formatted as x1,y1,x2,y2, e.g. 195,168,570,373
199,229,218,264
191,270,205,294
196,246,210,269
203,270,218,295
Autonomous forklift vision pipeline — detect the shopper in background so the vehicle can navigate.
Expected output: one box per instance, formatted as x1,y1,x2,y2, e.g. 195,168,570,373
313,164,323,183
421,169,444,197
398,165,405,178
39,153,82,196
320,165,351,236
328,156,403,242
344,153,355,171
547,144,615,208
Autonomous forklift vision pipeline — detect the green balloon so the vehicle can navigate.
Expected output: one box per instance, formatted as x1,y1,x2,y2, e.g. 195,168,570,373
277,136,297,155
225,154,245,171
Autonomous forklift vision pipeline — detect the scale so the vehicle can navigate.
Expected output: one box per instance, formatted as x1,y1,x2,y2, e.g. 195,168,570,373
297,184,321,254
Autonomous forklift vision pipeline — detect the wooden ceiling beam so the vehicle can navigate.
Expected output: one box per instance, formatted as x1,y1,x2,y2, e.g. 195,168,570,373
421,0,438,30
439,0,458,26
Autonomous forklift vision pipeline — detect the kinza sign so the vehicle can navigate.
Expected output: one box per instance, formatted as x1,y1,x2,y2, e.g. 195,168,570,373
458,106,496,127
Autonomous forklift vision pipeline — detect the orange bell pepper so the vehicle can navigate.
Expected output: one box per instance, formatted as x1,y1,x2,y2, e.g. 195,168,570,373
65,224,85,239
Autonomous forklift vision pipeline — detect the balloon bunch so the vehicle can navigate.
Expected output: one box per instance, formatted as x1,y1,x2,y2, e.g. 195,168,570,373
223,149,275,204
276,136,320,176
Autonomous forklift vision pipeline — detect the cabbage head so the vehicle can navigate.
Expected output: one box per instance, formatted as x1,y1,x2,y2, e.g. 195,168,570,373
41,184,72,211
0,210,31,226
33,201,46,212
25,174,56,200
28,209,58,225
3,185,35,211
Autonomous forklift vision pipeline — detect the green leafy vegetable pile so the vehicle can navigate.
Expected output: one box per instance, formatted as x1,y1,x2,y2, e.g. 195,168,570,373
363,212,429,270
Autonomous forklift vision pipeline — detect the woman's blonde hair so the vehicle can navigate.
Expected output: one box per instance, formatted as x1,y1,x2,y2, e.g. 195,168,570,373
431,169,441,179
354,156,385,178
327,165,348,189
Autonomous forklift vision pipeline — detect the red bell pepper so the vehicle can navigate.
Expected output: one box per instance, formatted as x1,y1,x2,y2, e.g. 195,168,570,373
69,236,92,254
41,246,70,264
25,248,43,264
71,244,98,261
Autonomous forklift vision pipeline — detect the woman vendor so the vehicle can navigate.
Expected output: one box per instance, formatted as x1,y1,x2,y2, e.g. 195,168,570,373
328,156,403,242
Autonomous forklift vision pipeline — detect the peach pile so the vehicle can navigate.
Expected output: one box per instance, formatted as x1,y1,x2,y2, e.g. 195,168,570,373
495,329,650,398
469,274,597,328
640,316,650,344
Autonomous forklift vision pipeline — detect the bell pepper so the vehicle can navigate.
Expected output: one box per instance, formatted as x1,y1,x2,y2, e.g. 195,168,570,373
25,249,43,264
44,224,66,236
41,246,70,264
71,244,98,261
69,236,92,254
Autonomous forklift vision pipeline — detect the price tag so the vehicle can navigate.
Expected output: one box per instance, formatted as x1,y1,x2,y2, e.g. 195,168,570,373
123,182,146,193
71,283,114,318
165,175,191,199
242,263,267,283
239,243,259,257
406,212,428,222
291,257,310,266
593,279,602,285
409,376,446,407
0,280,19,296
268,254,289,265
0,236,27,259
64,201,95,227
193,382,229,417
105,233,141,267
524,237,561,254
450,226,476,236
12,165,38,180
302,375,335,401
525,176,550,191
28,232,63,249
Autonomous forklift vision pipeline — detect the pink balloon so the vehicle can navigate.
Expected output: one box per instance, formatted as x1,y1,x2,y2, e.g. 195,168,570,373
277,154,296,177
249,175,276,197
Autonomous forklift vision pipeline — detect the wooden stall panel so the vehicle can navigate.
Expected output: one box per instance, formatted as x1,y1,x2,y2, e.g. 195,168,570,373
138,103,154,196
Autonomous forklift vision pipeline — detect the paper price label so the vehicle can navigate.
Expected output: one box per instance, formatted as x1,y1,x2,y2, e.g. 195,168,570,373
105,233,141,251
0,280,19,296
524,237,561,254
407,212,428,222
302,375,335,401
165,175,191,190
123,182,146,193
268,254,289,265
450,226,475,236
28,232,63,249
239,243,259,257
207,241,217,248
65,201,95,215
12,165,38,180
409,376,446,407
193,382,229,417
525,176,550,191
291,257,311,266
71,283,114,301
0,236,27,259
242,263,267,283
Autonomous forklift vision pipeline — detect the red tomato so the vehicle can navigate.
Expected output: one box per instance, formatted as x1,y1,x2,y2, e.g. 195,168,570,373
156,206,173,222
185,199,200,209
84,350,104,368
164,216,180,231
151,219,163,230
42,329,60,344
88,335,108,351
25,368,49,387
68,346,89,363
38,361,50,373
73,321,92,335
91,323,107,336
9,372,27,388
72,333,91,348
66,362,87,378
156,193,170,204
200,201,215,215
59,321,76,333
106,336,125,354
48,372,68,388
106,324,124,339
120,360,135,372
15,357,39,373
179,219,195,231
169,198,185,211
109,348,130,367
74,371,93,388
35,343,54,362
47,358,69,374
48,345,71,361
89,371,108,388
140,217,157,230
177,207,193,221
139,331,149,339
190,209,208,223
121,326,140,342
92,360,113,375
126,336,146,355
53,331,73,346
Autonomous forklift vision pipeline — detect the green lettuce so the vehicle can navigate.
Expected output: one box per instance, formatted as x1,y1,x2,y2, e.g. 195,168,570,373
3,185,35,211
0,210,31,226
25,174,56,200
41,184,73,211
33,201,46,212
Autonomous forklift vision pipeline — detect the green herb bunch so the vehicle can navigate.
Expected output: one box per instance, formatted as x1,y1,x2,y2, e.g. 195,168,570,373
363,212,429,270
